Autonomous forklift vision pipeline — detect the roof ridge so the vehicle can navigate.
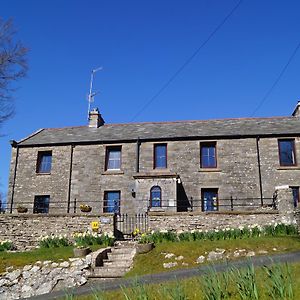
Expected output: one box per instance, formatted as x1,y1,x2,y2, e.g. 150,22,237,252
41,116,294,130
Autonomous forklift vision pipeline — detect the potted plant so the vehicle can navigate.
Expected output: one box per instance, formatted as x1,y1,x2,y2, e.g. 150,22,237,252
73,245,91,257
17,206,28,213
133,230,154,254
80,204,92,212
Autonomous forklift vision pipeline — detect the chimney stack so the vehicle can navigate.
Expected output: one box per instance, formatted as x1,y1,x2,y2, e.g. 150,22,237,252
292,101,300,118
88,108,105,128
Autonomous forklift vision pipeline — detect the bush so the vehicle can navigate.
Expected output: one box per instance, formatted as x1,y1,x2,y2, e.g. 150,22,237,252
0,240,13,251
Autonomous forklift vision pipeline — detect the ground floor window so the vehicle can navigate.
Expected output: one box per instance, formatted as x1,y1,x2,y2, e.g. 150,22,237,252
33,195,50,213
104,191,120,213
291,186,299,207
150,186,162,207
201,188,218,211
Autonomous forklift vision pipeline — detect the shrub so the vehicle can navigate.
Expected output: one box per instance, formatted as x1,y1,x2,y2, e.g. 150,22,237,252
0,240,13,251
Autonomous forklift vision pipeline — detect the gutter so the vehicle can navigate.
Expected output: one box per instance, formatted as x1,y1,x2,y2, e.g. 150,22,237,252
256,137,264,206
136,137,140,173
9,140,19,213
16,132,300,148
67,144,75,213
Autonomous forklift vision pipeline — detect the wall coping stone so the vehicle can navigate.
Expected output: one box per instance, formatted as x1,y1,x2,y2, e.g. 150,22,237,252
0,213,114,218
148,210,279,216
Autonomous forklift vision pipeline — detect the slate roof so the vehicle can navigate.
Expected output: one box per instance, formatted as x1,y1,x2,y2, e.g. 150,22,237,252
17,116,300,146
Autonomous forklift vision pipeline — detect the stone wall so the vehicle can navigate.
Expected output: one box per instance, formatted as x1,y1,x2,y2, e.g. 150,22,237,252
148,211,282,232
8,136,300,214
0,214,113,250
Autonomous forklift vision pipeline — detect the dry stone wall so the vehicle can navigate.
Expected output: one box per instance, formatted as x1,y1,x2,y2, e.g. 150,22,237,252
0,214,113,250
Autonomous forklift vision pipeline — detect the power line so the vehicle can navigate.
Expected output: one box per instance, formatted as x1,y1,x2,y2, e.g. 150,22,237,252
251,40,300,116
130,0,243,122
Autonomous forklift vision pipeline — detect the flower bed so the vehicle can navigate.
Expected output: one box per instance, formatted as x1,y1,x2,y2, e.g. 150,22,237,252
137,223,298,244
73,232,115,248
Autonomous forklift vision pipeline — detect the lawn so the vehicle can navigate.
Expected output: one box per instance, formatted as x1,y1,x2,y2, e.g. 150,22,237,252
0,244,102,274
126,235,300,277
75,262,300,300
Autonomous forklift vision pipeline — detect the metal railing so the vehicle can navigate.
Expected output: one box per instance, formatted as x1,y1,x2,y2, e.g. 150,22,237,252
4,196,276,214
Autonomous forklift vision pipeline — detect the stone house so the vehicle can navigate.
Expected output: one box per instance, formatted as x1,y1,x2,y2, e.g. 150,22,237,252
7,103,300,215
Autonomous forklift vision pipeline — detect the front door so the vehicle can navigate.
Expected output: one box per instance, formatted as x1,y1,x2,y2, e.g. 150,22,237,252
202,189,218,211
104,191,120,213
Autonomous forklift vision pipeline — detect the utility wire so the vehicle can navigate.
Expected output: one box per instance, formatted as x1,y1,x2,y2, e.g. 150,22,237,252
130,0,243,122
251,40,300,116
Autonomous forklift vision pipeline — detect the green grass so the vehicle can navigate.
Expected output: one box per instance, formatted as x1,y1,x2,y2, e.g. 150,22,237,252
126,236,300,277
73,262,300,300
0,244,102,274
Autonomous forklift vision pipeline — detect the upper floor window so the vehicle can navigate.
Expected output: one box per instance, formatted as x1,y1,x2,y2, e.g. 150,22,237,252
36,151,52,173
154,144,167,169
200,142,217,168
105,146,121,170
33,195,50,213
278,139,296,166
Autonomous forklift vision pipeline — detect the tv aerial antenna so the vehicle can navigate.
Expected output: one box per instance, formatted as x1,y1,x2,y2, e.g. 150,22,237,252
87,67,102,120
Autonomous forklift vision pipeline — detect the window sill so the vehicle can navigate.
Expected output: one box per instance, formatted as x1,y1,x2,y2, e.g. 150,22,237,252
277,166,300,170
198,168,222,172
102,170,124,175
149,207,165,213
36,172,51,176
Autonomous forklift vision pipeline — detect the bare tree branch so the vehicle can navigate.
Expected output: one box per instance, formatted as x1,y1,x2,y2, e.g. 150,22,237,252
0,17,28,126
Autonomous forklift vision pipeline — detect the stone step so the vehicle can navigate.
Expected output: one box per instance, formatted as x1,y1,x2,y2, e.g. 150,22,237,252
107,253,134,260
90,266,130,278
111,248,135,255
103,259,133,267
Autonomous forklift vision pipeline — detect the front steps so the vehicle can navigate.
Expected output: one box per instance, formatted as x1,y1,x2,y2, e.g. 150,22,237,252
89,241,136,278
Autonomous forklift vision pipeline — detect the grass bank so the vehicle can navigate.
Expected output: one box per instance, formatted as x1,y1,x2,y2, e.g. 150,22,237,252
75,262,300,300
0,244,102,274
127,235,300,277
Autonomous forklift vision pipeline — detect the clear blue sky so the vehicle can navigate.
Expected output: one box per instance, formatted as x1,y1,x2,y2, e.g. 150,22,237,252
1,0,300,197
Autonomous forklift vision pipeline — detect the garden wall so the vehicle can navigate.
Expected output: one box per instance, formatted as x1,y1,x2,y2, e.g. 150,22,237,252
148,211,282,232
0,187,298,250
0,214,114,250
148,186,298,232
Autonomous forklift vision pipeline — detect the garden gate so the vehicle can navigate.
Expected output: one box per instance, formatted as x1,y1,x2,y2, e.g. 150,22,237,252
113,213,149,240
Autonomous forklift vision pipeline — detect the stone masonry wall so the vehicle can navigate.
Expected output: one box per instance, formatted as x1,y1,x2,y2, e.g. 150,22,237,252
148,211,282,232
7,136,300,214
0,214,113,250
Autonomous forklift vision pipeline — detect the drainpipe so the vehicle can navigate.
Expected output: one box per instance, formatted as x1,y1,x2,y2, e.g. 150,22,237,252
136,137,140,173
67,144,74,213
256,136,264,206
9,140,19,213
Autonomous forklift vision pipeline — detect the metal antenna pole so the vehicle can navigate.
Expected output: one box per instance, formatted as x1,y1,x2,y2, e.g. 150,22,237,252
87,67,103,120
